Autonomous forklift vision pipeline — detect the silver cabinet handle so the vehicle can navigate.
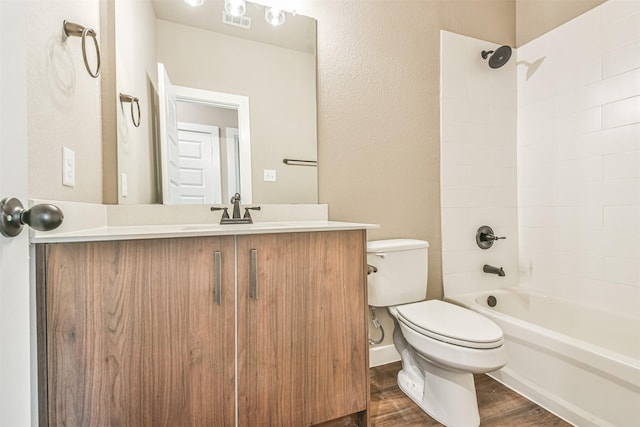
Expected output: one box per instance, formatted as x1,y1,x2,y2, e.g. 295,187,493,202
214,251,222,305
250,249,258,300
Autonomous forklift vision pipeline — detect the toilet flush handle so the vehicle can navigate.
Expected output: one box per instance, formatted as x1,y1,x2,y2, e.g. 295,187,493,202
373,252,387,259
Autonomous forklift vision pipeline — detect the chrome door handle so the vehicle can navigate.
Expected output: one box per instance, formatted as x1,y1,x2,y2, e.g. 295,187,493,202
0,198,64,237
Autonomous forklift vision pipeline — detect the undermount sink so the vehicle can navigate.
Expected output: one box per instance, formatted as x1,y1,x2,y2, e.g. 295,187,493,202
181,221,320,232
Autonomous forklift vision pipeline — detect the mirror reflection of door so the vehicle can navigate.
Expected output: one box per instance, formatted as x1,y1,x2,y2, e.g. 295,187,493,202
157,63,180,204
176,122,221,204
157,63,250,204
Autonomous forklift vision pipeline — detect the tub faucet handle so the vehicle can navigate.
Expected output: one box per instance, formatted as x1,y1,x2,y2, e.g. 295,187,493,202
485,234,506,242
476,225,506,249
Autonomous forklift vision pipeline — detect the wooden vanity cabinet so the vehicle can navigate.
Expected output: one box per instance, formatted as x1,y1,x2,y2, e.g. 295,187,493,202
37,237,236,427
37,230,369,427
237,231,369,426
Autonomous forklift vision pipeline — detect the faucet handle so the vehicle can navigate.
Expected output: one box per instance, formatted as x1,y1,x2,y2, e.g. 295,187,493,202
485,234,506,241
476,225,506,249
243,206,261,219
211,206,229,220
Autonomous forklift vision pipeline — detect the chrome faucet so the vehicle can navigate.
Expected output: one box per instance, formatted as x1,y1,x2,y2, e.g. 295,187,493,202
230,193,242,219
483,264,505,277
211,193,261,224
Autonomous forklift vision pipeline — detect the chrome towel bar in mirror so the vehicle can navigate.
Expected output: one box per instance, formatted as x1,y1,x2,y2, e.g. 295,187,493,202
119,93,141,127
63,20,101,78
283,158,317,167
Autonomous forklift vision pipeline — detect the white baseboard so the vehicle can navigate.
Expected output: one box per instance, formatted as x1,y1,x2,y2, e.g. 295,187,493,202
369,344,401,368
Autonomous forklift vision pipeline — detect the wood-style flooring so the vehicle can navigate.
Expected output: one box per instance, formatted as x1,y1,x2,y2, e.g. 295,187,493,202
370,362,571,426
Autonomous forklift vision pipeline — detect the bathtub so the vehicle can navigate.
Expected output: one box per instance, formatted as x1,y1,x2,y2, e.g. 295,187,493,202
446,288,640,427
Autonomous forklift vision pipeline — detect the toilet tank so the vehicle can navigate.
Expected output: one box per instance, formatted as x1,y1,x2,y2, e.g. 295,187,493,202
367,239,429,307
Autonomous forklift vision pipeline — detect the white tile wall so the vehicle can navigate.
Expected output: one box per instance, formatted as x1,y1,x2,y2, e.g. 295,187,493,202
440,31,518,295
441,0,640,316
517,0,640,316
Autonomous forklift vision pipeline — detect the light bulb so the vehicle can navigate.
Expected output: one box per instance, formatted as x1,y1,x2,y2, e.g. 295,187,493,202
225,0,246,17
183,0,204,6
265,7,285,26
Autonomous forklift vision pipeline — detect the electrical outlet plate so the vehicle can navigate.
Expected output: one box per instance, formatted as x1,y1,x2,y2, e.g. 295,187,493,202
62,146,75,187
263,169,276,182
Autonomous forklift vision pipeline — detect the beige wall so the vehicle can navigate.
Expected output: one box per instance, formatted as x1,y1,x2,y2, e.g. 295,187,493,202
299,0,516,302
115,0,158,204
27,1,103,203
516,0,606,46
177,102,238,129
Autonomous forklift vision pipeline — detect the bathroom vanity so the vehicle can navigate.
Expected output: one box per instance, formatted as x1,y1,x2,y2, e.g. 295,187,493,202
34,221,373,426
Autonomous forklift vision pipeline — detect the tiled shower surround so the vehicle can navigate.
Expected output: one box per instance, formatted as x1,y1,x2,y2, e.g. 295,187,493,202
441,0,639,317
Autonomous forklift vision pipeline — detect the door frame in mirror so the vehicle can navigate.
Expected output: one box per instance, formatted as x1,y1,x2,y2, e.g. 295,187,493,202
169,85,252,204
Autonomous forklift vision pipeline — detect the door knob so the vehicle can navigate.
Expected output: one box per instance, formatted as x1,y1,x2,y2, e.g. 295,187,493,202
0,198,64,237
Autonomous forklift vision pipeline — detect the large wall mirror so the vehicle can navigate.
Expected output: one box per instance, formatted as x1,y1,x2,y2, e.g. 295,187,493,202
111,0,317,205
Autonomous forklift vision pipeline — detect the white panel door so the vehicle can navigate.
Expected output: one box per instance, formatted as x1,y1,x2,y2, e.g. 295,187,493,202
176,123,221,204
157,63,181,204
0,1,33,426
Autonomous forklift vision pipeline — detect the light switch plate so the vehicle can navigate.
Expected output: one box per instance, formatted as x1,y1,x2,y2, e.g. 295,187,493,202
62,146,75,187
263,169,277,182
121,172,128,197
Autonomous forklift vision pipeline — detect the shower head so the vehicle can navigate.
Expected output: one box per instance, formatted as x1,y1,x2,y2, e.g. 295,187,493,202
481,45,512,69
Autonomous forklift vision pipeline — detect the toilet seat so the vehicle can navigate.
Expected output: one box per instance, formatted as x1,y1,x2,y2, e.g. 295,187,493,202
395,300,504,349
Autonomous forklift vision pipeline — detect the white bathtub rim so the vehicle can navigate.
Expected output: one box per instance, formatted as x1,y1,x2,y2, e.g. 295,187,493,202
446,289,640,392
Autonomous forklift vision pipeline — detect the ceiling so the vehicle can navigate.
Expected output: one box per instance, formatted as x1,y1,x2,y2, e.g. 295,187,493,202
151,0,316,54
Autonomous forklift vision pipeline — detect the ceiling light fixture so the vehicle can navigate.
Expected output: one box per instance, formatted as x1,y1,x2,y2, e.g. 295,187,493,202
225,0,246,17
265,7,285,26
183,0,204,6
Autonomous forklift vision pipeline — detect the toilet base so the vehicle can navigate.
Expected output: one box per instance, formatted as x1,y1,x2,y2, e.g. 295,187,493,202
394,324,481,427
396,348,480,427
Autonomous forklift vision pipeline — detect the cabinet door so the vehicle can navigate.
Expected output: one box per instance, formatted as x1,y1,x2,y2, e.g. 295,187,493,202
303,230,368,425
40,237,235,427
236,231,368,426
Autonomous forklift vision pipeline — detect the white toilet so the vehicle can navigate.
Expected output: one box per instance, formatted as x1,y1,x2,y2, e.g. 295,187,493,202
367,239,508,427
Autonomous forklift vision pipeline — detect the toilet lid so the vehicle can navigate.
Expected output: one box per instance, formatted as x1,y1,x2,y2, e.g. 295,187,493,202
395,300,504,349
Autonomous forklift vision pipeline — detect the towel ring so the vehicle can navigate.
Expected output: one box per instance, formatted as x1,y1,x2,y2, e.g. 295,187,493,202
63,20,101,78
119,93,141,127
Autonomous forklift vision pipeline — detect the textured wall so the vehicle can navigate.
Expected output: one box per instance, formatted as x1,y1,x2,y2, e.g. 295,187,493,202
115,0,157,204
298,0,516,303
292,0,515,352
27,1,103,203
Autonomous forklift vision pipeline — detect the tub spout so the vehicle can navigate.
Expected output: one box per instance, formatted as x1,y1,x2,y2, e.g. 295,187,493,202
483,264,505,276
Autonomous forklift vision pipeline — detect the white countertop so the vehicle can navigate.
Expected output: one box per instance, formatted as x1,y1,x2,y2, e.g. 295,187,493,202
31,221,378,243
28,200,378,243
